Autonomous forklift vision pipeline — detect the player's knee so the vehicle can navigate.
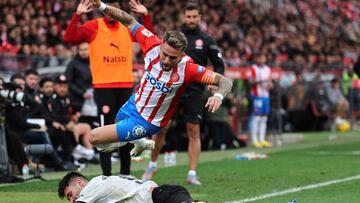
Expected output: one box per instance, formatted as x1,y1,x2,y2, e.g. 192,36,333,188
89,129,100,144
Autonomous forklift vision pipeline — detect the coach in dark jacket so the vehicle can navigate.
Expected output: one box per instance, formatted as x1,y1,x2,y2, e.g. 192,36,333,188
180,23,225,96
65,42,92,112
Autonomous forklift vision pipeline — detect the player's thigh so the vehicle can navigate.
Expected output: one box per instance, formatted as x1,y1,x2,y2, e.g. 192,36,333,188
116,117,160,142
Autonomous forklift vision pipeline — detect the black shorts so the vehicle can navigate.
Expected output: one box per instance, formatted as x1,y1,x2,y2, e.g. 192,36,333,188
152,184,194,203
175,94,204,124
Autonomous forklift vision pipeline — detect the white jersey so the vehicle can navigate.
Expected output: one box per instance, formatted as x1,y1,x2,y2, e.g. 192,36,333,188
249,64,271,98
131,24,217,127
76,175,158,203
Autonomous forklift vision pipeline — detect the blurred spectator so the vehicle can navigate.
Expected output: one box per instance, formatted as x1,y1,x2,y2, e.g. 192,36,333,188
51,74,96,164
65,42,98,129
204,86,237,150
287,70,311,131
38,77,74,162
325,78,349,123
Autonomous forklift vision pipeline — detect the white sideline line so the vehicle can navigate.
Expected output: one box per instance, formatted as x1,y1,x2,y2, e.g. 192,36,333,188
226,174,360,203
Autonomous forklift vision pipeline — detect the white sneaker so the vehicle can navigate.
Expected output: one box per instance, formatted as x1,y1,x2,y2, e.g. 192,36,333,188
95,142,126,152
130,140,155,157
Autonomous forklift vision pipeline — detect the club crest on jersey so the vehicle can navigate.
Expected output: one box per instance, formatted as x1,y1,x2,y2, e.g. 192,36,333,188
170,73,179,82
145,70,174,94
197,65,205,72
132,125,147,137
195,39,203,49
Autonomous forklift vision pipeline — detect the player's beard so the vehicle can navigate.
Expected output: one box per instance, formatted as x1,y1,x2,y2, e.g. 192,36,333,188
160,62,172,71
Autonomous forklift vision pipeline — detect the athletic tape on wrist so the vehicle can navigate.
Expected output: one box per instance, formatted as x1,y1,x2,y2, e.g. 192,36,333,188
98,2,107,12
214,93,224,100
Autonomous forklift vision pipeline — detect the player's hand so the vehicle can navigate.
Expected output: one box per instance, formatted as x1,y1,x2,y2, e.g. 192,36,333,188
205,96,222,113
129,0,149,15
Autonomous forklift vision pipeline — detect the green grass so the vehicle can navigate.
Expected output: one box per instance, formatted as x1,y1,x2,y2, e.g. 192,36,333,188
1,131,360,203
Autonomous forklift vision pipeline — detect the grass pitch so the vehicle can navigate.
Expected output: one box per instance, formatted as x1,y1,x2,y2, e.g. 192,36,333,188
1,131,360,203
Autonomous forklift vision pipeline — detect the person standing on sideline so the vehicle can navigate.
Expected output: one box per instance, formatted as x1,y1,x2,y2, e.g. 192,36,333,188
85,0,231,185
63,0,155,176
248,52,273,148
65,42,98,129
142,2,225,185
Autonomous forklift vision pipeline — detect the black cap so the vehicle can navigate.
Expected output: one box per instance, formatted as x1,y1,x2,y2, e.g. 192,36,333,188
55,74,67,84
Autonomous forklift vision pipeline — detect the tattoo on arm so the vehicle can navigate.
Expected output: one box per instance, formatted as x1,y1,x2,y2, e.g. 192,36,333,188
213,73,233,97
104,5,137,29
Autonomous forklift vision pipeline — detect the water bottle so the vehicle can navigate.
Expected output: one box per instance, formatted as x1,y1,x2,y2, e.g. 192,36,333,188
169,151,176,166
164,152,170,167
22,164,30,180
234,154,248,160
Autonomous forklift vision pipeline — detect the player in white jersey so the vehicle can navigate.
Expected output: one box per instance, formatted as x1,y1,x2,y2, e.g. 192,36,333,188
85,0,233,155
248,52,273,148
58,171,194,203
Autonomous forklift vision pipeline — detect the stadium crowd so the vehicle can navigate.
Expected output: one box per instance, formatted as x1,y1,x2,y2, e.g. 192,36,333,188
1,0,360,70
1,0,360,178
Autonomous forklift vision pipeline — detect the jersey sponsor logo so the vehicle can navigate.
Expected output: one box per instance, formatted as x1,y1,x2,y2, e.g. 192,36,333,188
132,125,147,137
141,29,154,38
103,56,128,63
197,65,205,72
145,70,174,94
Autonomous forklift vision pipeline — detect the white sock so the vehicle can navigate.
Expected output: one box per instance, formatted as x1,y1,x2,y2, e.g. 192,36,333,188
149,161,157,168
188,170,196,177
251,116,260,143
259,116,268,142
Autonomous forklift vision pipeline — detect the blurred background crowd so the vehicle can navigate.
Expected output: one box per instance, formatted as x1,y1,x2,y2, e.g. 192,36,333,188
1,0,360,70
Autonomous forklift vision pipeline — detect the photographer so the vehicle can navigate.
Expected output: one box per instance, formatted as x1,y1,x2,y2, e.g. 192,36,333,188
5,74,76,171
0,77,29,173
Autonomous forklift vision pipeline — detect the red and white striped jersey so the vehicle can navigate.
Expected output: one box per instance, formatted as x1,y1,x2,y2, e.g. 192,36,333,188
248,64,271,97
132,24,216,127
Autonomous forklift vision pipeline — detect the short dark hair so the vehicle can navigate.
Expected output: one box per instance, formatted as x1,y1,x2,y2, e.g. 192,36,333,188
25,69,39,77
184,1,200,13
164,31,188,52
10,73,25,82
58,171,87,199
39,77,53,88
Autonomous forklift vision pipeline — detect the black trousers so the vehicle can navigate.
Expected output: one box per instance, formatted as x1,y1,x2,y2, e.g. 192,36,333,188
5,129,28,170
94,88,133,176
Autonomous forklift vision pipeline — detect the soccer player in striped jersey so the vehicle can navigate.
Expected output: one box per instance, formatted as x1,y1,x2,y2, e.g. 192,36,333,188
86,0,233,156
248,52,273,148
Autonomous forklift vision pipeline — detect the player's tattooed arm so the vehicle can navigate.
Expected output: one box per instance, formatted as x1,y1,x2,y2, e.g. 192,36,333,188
213,73,233,97
204,72,233,113
91,0,138,30
104,5,137,30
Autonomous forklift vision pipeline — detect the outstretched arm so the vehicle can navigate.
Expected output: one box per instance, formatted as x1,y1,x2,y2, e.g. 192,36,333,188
90,0,138,30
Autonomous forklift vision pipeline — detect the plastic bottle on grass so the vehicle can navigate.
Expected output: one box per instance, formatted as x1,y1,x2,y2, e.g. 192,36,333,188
22,164,29,180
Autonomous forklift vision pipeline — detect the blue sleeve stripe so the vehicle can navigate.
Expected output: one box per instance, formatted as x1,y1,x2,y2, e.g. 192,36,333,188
131,23,142,37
